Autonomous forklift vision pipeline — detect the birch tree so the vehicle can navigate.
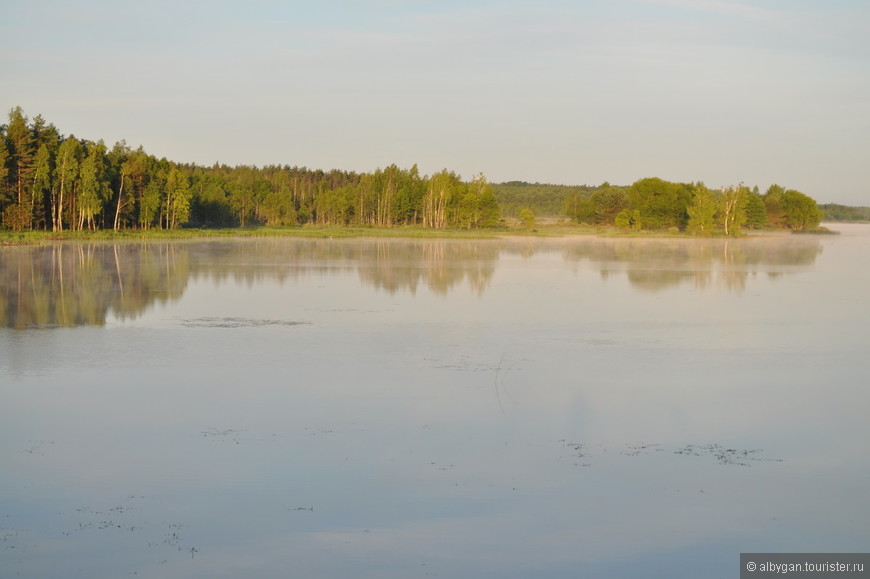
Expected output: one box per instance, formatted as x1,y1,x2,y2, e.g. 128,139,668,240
78,141,110,230
719,185,747,237
686,184,716,235
53,137,83,231
166,167,191,229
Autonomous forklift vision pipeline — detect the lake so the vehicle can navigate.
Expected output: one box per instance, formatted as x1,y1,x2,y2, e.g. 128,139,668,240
2,225,868,578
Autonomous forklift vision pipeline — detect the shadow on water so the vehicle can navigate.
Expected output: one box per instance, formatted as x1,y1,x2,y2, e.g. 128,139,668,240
0,235,823,328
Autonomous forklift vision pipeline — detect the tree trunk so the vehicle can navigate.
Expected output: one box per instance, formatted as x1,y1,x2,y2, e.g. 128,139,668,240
56,173,65,232
113,175,125,230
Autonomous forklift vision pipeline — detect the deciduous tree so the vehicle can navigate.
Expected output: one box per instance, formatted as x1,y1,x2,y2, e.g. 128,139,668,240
166,166,191,229
78,141,110,230
53,137,83,231
686,184,716,235
519,207,535,230
782,189,822,230
718,185,748,237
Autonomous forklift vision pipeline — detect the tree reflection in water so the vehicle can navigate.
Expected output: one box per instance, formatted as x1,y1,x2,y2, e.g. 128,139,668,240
0,235,822,328
0,243,189,329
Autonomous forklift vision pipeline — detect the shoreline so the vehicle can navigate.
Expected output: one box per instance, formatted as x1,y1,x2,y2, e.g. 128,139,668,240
0,223,843,246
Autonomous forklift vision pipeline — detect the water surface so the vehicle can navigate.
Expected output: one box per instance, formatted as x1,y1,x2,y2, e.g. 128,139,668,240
2,226,868,578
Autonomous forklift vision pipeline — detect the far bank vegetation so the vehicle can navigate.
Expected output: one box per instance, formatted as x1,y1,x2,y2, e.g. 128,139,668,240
0,106,833,237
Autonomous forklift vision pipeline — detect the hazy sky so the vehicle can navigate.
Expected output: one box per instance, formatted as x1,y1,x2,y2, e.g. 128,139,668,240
2,0,868,204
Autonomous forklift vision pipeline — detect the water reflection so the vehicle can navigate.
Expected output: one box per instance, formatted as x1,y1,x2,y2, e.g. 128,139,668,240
185,239,500,296
560,237,823,292
0,235,823,328
2,227,867,579
0,243,189,329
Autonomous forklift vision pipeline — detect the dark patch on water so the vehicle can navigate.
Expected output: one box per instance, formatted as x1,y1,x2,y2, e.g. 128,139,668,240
621,443,666,456
673,443,783,466
23,440,55,455
288,506,315,512
180,317,311,328
201,427,247,444
11,495,203,575
560,440,782,467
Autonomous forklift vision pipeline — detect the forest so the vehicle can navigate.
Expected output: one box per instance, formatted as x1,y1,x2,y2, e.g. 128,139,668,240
560,179,826,233
819,203,870,222
0,106,835,236
0,107,499,233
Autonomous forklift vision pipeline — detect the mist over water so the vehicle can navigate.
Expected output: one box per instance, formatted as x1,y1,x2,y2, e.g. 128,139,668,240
2,225,868,578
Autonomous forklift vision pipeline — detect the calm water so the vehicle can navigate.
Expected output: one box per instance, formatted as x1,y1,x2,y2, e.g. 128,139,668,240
2,226,868,578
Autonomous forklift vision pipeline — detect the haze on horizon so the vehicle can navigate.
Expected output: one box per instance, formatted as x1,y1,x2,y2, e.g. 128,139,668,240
1,0,868,205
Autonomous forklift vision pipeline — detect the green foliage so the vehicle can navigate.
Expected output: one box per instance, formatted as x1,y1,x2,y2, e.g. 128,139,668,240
259,186,297,226
2,203,30,231
564,191,596,224
53,137,83,231
0,139,11,206
763,184,786,227
820,203,870,222
519,208,535,230
718,185,748,237
591,184,628,224
314,186,354,225
166,167,191,229
116,147,148,230
614,208,642,231
495,181,585,217
744,191,767,229
686,185,716,235
422,170,463,228
140,178,162,230
463,174,500,229
626,178,692,230
6,107,35,212
78,141,111,230
391,164,426,225
0,107,833,237
192,173,233,227
781,189,822,230
564,182,628,225
32,144,53,229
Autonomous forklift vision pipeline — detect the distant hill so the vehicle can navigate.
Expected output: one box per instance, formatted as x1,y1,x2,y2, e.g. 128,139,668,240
492,181,595,217
820,203,870,222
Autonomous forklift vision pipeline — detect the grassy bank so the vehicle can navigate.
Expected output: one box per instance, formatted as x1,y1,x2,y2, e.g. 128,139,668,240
0,225,514,245
2,222,828,246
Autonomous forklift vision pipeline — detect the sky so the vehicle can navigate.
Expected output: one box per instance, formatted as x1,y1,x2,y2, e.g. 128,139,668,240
1,0,868,204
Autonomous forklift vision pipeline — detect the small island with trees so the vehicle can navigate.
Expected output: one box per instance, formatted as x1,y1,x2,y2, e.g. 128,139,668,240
1,106,863,241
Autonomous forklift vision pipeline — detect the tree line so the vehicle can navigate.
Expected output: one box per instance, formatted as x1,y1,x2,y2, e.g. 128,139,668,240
2,106,828,235
492,181,594,218
819,203,870,222
0,107,500,232
564,178,824,234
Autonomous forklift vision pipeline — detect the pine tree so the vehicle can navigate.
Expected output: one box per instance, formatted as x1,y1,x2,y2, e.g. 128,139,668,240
32,144,53,230
0,140,9,206
6,106,36,228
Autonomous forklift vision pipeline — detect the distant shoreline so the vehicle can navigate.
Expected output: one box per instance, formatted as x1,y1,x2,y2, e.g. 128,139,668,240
1,223,843,246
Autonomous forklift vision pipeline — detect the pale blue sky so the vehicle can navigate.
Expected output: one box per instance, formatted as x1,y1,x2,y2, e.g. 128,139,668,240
2,0,868,204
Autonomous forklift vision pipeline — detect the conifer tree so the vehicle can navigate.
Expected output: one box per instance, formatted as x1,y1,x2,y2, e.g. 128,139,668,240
5,107,36,228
